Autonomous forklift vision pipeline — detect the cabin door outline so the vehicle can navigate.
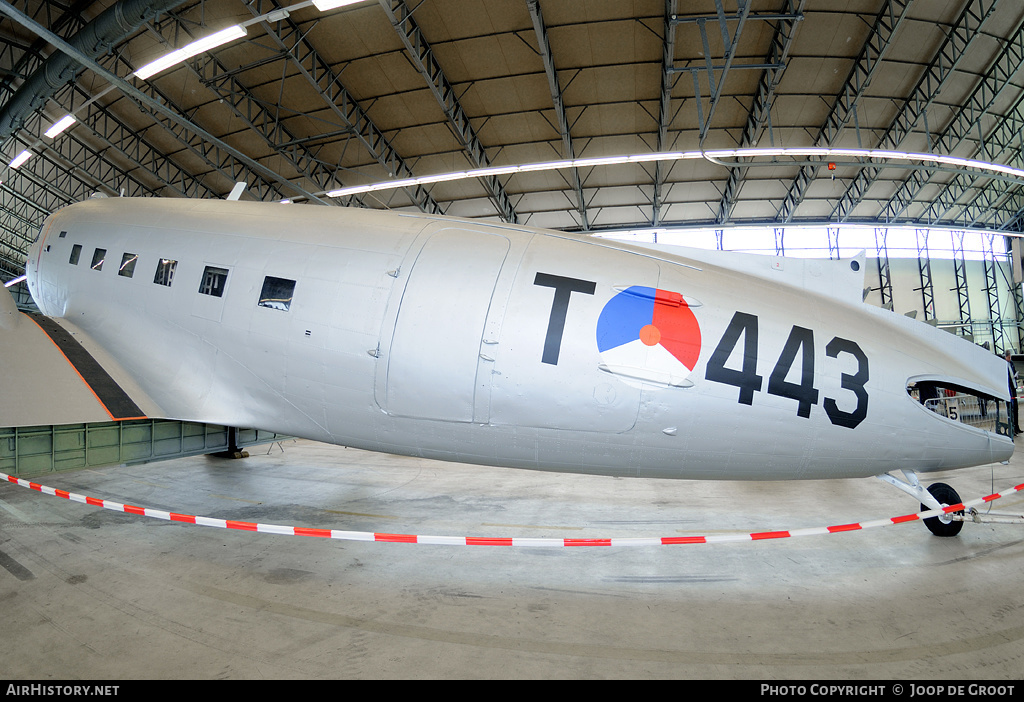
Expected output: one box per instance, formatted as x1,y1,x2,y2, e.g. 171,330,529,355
376,226,511,422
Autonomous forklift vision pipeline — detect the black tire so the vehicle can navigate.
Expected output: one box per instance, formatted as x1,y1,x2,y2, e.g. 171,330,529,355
921,482,964,537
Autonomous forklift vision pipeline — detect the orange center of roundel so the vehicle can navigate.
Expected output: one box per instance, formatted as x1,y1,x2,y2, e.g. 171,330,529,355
639,324,661,346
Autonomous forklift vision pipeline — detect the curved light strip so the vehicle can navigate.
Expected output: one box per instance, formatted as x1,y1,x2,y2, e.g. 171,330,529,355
324,147,1024,200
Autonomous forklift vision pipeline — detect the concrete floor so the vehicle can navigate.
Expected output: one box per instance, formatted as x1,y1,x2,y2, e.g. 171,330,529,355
1,438,1023,679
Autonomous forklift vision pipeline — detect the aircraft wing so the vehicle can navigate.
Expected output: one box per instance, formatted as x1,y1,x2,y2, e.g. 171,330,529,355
0,288,161,428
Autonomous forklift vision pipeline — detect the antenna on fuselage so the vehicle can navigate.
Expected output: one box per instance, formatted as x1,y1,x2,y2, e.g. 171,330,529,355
226,182,247,201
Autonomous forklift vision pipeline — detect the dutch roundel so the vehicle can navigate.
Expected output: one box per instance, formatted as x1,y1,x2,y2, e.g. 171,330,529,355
596,286,702,387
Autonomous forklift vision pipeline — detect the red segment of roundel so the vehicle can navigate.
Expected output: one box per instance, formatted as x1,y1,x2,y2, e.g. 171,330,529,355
652,290,701,370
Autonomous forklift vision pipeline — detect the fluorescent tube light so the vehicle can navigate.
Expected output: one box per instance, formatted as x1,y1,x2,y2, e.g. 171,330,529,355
8,150,32,169
313,0,366,11
134,25,247,80
44,115,77,138
4,274,27,288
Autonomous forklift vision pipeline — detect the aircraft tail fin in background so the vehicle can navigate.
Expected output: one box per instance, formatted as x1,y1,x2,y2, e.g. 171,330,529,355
625,241,867,304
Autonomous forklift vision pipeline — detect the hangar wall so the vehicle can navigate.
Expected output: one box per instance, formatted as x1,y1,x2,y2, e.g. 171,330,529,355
610,226,1024,356
863,256,1023,354
1,421,288,478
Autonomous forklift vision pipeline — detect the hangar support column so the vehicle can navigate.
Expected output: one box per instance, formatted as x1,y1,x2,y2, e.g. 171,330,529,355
952,230,973,339
915,229,936,322
874,228,894,311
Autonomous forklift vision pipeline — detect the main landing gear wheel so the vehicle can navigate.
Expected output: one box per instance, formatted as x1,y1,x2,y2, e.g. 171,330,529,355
921,482,964,537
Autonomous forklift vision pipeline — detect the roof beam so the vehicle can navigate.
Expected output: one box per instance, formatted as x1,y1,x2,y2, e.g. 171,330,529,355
715,0,805,224
0,0,188,142
16,112,158,200
0,182,48,271
897,94,1024,228
20,87,214,200
528,0,585,228
377,0,518,223
0,136,98,209
658,1,801,225
527,0,587,230
3,0,97,85
652,0,678,227
54,84,219,199
240,0,443,214
92,50,302,203
830,0,1000,222
884,16,1024,226
693,0,754,145
192,53,348,200
918,29,1024,230
776,0,916,222
0,1,325,205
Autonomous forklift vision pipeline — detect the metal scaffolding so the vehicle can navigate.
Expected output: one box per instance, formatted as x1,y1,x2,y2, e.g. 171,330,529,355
915,228,936,322
951,230,973,338
874,227,894,311
983,233,1008,353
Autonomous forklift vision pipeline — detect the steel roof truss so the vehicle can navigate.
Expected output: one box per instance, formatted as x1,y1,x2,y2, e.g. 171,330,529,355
527,0,586,230
831,0,1000,223
716,0,805,224
378,0,517,223
878,11,1024,224
242,0,443,213
777,0,915,222
653,0,678,227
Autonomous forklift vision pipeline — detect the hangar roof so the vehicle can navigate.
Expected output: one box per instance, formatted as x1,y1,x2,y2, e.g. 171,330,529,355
2,0,1024,279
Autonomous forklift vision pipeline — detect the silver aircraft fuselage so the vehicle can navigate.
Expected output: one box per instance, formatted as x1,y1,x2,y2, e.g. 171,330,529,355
25,198,1013,480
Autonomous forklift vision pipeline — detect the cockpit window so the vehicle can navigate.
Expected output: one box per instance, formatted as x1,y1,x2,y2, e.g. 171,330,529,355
153,259,177,286
69,244,82,265
90,248,106,271
258,276,296,311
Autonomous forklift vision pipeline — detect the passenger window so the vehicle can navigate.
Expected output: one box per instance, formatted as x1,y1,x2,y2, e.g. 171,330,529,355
258,276,296,311
119,253,138,278
69,244,82,265
199,266,229,297
153,258,177,286
90,248,106,271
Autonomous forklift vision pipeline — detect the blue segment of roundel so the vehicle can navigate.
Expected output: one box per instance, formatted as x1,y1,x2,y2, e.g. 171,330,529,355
596,286,656,352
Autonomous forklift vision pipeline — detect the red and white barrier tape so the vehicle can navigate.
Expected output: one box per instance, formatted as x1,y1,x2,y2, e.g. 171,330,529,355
3,471,1022,546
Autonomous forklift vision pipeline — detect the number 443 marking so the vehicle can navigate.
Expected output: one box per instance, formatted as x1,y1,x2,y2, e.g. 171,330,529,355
704,312,869,429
